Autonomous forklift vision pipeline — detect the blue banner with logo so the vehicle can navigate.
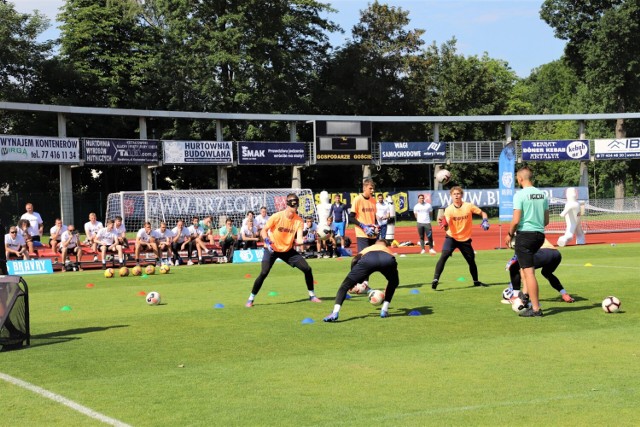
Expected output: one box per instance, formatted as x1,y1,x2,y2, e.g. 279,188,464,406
233,249,272,263
380,142,446,162
7,259,54,275
238,141,306,165
521,139,589,161
498,142,516,221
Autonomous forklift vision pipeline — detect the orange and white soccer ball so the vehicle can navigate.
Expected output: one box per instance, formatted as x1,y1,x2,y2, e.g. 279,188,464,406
146,291,161,305
436,169,452,184
349,281,369,294
368,289,385,306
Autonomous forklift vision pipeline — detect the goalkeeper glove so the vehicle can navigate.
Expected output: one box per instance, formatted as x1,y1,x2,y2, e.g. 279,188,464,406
362,224,377,237
263,237,273,252
481,218,490,231
438,216,448,229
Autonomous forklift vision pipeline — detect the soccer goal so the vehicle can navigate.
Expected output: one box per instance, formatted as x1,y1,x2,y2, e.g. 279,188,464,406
546,197,640,234
105,189,317,232
0,276,30,351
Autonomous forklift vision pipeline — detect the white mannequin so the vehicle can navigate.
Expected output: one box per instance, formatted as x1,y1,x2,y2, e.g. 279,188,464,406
557,187,585,246
385,195,396,241
316,191,332,229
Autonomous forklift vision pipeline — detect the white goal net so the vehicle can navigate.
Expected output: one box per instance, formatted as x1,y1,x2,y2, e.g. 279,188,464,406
105,189,317,233
546,197,640,234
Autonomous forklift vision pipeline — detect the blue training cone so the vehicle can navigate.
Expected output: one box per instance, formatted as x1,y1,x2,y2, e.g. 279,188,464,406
410,289,419,294
301,318,315,324
213,303,224,309
408,310,422,316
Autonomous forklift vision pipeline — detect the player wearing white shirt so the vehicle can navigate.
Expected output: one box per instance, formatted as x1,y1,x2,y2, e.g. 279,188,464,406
135,222,160,265
240,219,259,250
59,224,83,266
171,219,192,266
20,203,43,242
187,216,207,265
84,212,104,258
413,194,436,254
113,215,128,248
152,222,174,264
376,194,391,240
302,217,321,256
49,218,67,252
255,207,270,236
94,219,124,268
5,226,29,260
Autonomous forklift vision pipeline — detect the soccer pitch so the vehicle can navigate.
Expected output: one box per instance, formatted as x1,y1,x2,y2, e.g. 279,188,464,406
2,243,639,426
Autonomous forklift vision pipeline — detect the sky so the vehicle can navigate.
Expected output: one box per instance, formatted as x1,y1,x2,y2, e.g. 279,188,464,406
13,0,566,78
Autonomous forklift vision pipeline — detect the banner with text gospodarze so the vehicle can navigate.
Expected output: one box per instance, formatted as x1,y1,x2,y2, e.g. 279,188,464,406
0,135,80,164
521,139,589,161
163,140,233,165
84,138,159,165
237,141,306,165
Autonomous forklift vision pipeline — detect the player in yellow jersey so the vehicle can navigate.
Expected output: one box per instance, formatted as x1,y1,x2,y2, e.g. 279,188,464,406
323,240,399,321
431,186,490,289
349,178,379,252
245,193,321,307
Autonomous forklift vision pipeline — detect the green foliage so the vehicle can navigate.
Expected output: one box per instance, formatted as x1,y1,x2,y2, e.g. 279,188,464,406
2,243,639,425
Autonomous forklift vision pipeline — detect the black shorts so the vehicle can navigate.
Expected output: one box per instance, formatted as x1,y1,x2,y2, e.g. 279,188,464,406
514,232,545,269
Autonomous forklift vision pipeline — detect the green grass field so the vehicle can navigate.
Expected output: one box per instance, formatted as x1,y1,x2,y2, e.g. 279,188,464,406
2,243,639,426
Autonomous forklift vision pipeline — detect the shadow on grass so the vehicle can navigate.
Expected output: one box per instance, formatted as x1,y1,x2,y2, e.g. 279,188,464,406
28,325,129,348
431,281,506,291
337,305,434,322
542,302,601,316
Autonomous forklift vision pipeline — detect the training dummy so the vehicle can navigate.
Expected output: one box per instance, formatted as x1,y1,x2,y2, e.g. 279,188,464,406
316,191,332,229
557,187,585,246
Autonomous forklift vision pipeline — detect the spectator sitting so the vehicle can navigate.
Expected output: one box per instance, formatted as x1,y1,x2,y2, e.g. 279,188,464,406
240,218,259,250
94,219,124,269
199,215,216,247
114,215,128,248
49,218,67,252
302,217,322,257
187,216,208,265
218,218,239,262
255,207,270,237
17,219,35,255
152,222,174,264
171,219,191,266
320,216,338,258
5,226,29,260
84,212,103,261
59,224,83,269
135,221,160,266
20,202,44,244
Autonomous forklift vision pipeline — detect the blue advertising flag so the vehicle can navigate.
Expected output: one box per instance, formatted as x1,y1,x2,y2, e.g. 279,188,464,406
498,142,516,221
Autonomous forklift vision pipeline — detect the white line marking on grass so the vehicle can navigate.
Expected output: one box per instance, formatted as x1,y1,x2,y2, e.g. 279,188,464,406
0,372,132,427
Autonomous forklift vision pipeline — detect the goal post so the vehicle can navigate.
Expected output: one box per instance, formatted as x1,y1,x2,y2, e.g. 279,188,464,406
546,197,640,234
105,189,317,233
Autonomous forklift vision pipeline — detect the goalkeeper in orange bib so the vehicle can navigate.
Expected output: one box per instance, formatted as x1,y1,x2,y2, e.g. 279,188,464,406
245,193,321,307
349,178,379,252
431,186,490,289
323,239,399,322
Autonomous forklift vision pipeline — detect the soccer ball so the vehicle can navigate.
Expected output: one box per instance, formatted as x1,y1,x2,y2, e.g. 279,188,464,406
502,287,514,301
368,289,385,306
145,265,156,275
119,266,129,277
159,264,170,274
146,291,161,305
511,296,527,313
317,226,332,241
602,296,621,313
349,281,369,294
131,265,142,276
436,169,452,184
104,268,114,278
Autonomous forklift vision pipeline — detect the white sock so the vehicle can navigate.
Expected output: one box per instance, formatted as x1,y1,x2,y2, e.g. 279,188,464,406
248,294,255,301
308,290,316,297
333,304,341,314
381,301,390,311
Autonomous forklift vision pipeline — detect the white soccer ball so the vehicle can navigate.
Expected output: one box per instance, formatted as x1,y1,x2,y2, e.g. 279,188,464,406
368,289,385,306
602,296,621,313
146,291,161,305
349,281,369,294
317,226,332,241
511,297,527,313
436,169,452,184
502,287,514,301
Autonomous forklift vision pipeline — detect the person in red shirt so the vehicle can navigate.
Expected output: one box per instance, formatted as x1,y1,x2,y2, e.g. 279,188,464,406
323,239,399,321
245,193,321,307
432,186,490,289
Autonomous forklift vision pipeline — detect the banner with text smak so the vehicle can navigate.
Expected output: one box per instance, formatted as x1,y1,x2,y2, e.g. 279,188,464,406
521,139,589,161
237,141,306,165
0,135,80,164
163,140,233,165
498,142,515,221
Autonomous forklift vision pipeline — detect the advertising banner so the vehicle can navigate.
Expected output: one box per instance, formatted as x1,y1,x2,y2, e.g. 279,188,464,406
521,139,589,161
0,135,80,164
594,138,640,159
84,138,159,165
498,142,516,221
7,259,54,275
238,141,306,165
163,140,233,165
380,142,446,162
232,249,265,263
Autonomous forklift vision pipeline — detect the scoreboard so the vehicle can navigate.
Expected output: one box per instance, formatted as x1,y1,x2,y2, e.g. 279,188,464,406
314,121,372,164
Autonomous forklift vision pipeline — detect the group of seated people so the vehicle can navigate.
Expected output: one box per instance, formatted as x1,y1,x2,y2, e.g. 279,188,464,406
299,216,344,258
3,205,275,268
